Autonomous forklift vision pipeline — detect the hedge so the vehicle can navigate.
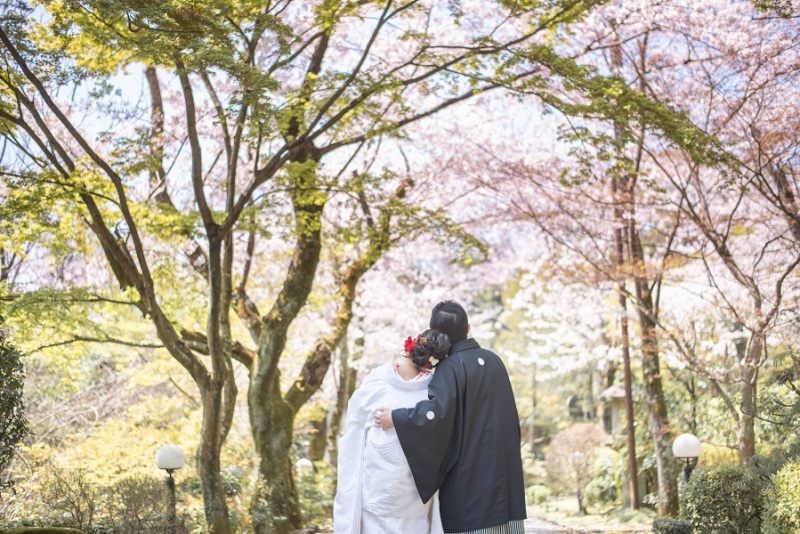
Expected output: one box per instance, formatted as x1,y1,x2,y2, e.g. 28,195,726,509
762,460,800,534
653,518,693,534
679,463,763,534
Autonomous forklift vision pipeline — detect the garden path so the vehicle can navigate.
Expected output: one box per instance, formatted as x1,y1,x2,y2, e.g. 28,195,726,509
525,517,567,532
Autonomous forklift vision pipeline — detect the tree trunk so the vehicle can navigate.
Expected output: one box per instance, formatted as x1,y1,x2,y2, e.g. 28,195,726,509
329,339,359,471
688,374,697,434
146,64,233,531
629,216,679,516
576,488,587,515
613,175,640,510
530,363,537,451
638,309,679,516
738,329,762,460
616,279,640,511
246,151,324,533
241,157,397,532
600,358,617,434
308,418,328,462
250,381,303,534
608,31,641,511
197,382,232,533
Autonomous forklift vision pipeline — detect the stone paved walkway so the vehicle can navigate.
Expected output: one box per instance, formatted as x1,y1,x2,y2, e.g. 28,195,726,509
524,517,567,533
524,516,653,533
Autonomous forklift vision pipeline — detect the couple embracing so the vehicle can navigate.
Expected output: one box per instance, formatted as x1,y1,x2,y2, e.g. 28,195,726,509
333,301,527,534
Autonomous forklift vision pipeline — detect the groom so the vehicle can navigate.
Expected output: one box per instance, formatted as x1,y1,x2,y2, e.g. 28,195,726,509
375,300,526,533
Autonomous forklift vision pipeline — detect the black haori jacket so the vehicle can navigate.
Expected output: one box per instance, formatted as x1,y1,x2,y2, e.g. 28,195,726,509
392,338,527,533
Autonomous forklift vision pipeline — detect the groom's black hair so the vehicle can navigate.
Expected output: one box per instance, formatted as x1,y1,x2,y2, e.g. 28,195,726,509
430,300,469,343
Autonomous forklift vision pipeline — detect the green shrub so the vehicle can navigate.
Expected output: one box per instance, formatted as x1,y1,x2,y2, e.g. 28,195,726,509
746,453,787,482
26,469,184,533
583,447,620,508
39,469,98,531
525,484,551,505
679,463,763,534
544,423,607,498
296,460,333,529
0,319,28,496
697,443,738,467
104,475,171,533
762,460,800,534
653,518,693,534
179,465,243,499
220,465,244,497
520,447,547,486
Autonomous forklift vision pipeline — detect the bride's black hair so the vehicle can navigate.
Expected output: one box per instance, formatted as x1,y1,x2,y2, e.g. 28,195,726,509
408,329,451,371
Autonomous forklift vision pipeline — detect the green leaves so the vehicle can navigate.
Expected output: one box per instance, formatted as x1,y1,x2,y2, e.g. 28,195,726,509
506,42,729,168
763,460,800,533
0,168,84,258
679,464,764,533
0,314,28,495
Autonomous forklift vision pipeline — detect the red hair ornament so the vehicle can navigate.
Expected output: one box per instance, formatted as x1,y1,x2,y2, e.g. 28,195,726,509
404,334,432,371
404,335,421,354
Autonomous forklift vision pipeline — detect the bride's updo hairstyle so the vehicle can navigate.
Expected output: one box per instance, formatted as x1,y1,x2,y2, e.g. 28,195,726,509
408,329,451,371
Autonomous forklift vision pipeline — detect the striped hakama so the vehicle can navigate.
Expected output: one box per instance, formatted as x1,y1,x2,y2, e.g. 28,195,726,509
447,519,526,534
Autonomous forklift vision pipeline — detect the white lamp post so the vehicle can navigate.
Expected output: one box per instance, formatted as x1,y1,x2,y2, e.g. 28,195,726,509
672,433,701,482
156,445,185,534
295,457,315,473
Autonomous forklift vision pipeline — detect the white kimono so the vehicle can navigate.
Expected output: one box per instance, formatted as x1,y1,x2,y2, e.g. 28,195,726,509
333,363,444,534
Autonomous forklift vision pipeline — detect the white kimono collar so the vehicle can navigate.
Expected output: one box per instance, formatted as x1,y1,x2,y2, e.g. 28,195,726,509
382,364,433,391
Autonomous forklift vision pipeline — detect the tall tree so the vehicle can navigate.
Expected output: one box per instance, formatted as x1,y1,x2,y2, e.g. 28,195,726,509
611,28,679,515
626,0,800,460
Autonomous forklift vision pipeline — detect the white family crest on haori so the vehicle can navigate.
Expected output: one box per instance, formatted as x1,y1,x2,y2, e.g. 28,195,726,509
333,363,443,534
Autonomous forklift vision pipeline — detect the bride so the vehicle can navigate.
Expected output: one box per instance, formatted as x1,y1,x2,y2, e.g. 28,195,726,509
333,329,449,534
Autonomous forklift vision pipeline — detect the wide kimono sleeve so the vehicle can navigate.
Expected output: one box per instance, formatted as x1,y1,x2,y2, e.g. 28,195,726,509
333,368,386,534
343,370,384,433
391,361,461,504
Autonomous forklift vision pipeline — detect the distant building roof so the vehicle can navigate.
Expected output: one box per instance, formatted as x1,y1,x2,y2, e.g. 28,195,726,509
599,383,627,400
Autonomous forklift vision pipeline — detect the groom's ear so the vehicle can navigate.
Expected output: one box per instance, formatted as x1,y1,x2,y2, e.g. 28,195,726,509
467,323,471,335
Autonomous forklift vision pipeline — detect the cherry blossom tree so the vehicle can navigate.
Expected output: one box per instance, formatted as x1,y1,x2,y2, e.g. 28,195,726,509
452,0,800,512
615,0,800,461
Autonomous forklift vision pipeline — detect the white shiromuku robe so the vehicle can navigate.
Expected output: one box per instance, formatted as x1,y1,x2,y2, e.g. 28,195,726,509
333,363,444,534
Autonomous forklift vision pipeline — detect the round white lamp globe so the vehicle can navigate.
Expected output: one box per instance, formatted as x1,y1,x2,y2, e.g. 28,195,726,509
295,458,314,471
156,445,186,471
672,433,701,459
